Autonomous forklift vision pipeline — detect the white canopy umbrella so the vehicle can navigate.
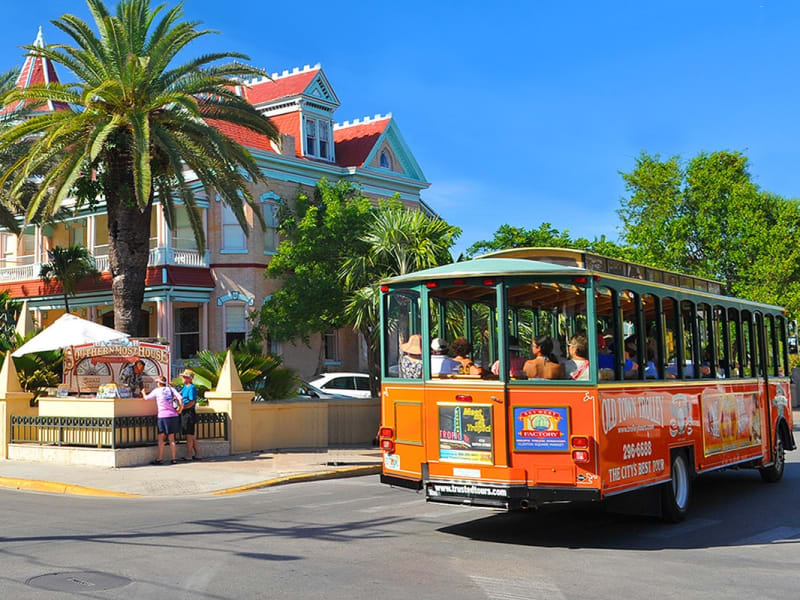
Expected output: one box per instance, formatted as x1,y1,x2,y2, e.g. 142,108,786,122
12,313,129,357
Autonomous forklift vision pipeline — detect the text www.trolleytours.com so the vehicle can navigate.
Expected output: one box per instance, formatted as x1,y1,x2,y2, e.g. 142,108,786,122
429,484,508,497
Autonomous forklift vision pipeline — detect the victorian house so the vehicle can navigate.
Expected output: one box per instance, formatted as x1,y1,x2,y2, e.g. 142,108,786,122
0,29,432,378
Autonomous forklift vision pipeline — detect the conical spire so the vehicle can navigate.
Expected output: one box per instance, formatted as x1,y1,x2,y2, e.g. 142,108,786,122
1,27,69,116
14,300,35,338
0,351,24,395
215,349,244,394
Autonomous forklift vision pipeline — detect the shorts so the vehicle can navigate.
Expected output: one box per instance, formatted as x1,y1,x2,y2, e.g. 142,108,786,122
157,416,180,435
180,409,197,436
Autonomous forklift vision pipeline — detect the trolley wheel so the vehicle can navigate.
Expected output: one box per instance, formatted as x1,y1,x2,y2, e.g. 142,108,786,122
661,451,691,523
759,435,785,483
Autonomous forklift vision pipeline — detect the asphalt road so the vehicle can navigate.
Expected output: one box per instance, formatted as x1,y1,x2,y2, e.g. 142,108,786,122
2,446,799,600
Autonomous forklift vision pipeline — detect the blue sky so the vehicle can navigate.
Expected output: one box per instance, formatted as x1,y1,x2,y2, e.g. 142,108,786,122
2,1,799,256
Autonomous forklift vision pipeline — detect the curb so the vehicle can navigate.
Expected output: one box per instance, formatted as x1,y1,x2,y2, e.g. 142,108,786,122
0,476,141,498
211,465,381,496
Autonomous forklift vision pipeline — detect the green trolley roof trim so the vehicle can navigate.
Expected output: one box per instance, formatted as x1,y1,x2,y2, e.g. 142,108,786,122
381,247,785,313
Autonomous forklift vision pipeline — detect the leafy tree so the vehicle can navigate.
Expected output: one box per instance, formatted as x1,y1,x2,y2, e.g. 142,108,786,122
0,0,278,336
341,206,461,393
467,223,576,257
183,339,298,402
253,179,373,371
39,245,100,314
467,223,637,261
618,150,800,315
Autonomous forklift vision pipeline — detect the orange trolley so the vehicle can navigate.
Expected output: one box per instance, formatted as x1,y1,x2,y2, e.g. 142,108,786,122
378,248,795,521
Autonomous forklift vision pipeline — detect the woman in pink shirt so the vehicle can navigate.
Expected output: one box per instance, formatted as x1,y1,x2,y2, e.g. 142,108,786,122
143,376,183,465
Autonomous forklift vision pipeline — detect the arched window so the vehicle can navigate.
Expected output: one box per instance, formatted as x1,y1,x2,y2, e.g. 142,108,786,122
379,150,392,169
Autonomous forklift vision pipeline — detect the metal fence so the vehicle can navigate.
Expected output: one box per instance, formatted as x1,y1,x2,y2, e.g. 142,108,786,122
10,413,228,449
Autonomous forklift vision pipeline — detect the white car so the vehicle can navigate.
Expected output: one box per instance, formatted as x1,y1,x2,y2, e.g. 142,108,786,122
308,372,372,399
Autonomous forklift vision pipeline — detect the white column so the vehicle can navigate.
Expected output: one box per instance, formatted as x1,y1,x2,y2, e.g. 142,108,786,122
87,215,96,256
34,225,43,265
201,302,208,351
156,299,165,339
87,306,98,323
165,297,174,348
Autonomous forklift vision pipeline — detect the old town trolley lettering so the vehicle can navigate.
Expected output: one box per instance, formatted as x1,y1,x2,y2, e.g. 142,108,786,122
602,394,665,434
609,458,666,483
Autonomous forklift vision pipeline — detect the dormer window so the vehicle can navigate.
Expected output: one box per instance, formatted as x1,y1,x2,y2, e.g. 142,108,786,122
304,117,332,160
319,121,330,159
305,118,316,156
379,150,392,170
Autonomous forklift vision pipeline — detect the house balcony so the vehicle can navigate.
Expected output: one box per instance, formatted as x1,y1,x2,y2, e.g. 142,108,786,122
0,242,209,284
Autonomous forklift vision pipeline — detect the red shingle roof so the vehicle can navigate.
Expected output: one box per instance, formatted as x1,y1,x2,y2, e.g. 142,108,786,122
205,118,275,154
243,69,320,105
333,118,390,167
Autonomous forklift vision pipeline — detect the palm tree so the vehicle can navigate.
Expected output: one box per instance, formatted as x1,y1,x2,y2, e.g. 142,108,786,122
341,206,461,394
0,0,278,335
39,245,100,314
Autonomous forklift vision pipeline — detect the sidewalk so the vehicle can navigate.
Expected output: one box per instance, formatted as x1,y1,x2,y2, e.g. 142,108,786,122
0,447,382,498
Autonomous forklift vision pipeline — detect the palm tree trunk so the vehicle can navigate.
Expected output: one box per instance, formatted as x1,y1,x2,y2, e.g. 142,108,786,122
63,293,70,314
105,152,153,336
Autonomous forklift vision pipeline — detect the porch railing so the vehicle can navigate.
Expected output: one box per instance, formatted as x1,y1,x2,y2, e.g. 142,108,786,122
10,413,228,449
0,245,208,282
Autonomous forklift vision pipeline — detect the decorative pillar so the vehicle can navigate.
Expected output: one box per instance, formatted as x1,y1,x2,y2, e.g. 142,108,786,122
15,300,35,338
0,352,35,460
156,299,166,339
33,225,43,265
87,306,98,323
87,215,96,256
201,302,208,352
205,350,253,454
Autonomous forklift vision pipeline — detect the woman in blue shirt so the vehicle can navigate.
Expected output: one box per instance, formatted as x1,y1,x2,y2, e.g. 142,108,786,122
179,369,201,460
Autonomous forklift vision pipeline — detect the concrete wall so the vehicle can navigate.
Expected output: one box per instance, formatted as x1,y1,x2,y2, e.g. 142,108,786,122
328,398,379,445
249,401,328,451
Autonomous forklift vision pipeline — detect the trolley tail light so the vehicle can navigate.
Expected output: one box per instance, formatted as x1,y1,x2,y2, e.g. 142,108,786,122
572,450,590,463
571,436,590,463
379,427,395,453
380,285,389,292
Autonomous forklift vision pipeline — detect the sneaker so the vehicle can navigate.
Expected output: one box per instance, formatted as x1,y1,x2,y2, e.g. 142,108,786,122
150,460,162,466
170,459,178,464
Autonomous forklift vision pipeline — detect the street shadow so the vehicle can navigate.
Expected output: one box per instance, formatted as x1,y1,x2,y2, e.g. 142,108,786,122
438,463,800,551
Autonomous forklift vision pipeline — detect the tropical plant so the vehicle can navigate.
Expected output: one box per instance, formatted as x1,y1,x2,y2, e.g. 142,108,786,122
341,205,461,394
0,0,279,336
0,332,63,401
39,245,100,313
181,339,299,402
0,290,20,352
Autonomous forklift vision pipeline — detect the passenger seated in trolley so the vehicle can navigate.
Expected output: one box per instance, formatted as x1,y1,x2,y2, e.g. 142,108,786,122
523,335,564,379
492,335,527,378
565,335,590,381
623,339,639,379
449,337,483,376
430,338,460,377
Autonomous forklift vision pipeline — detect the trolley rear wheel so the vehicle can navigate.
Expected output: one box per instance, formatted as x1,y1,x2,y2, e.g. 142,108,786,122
759,435,785,483
661,451,691,523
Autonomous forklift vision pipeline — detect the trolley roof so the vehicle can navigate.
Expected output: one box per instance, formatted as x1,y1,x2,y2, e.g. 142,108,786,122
382,247,784,312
